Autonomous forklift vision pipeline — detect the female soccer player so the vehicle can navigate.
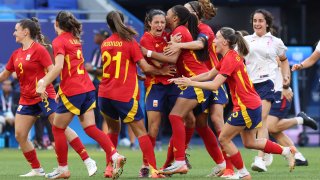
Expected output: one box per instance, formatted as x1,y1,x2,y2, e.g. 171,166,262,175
138,9,181,178
36,11,125,179
170,27,296,179
0,17,96,177
243,9,291,172
292,40,320,70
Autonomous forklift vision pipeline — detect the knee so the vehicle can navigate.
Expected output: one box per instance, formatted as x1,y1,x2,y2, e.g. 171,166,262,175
15,131,27,143
218,135,229,147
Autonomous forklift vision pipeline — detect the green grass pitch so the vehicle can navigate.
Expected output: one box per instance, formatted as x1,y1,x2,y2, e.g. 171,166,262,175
0,146,319,179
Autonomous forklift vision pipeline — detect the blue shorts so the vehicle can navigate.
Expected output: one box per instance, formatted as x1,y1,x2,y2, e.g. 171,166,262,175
227,106,262,130
253,80,275,102
179,86,211,115
56,91,96,115
209,85,229,105
98,97,144,123
16,98,57,117
269,91,292,119
145,83,180,112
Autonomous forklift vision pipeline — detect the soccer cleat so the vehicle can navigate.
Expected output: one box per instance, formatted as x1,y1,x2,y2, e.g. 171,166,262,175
263,153,273,167
251,156,267,172
159,162,188,175
138,166,149,178
149,168,166,178
221,169,235,178
295,159,308,166
284,146,296,172
112,155,127,180
185,153,192,169
84,158,97,176
298,112,318,130
19,168,45,177
206,165,226,177
226,171,251,180
104,164,113,178
45,168,70,179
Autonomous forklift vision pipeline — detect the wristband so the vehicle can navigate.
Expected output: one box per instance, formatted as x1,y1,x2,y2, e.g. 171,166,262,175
283,85,290,89
38,79,44,84
147,50,152,58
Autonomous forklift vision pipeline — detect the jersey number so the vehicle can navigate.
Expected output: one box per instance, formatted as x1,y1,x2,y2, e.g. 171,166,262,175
102,51,122,78
64,49,85,76
18,62,23,74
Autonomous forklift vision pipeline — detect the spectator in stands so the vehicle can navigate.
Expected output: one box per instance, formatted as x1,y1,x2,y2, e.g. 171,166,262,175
0,79,19,135
85,29,109,132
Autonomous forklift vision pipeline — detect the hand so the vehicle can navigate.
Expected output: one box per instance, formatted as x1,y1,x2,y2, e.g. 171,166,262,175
169,76,192,87
291,64,303,71
164,41,180,56
55,93,60,103
281,88,293,102
36,79,48,100
137,74,146,81
140,46,148,56
160,65,177,76
170,33,182,43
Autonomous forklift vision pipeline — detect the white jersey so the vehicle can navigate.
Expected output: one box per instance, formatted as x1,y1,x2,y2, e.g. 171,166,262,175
316,41,320,53
244,32,287,84
274,67,283,92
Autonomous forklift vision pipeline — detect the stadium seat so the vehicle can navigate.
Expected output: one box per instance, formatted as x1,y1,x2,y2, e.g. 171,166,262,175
0,6,16,19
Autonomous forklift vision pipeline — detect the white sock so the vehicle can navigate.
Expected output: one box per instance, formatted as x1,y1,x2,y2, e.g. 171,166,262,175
218,161,226,169
84,157,92,164
255,156,263,161
295,117,304,125
111,152,120,162
281,147,290,156
238,167,249,175
174,160,186,166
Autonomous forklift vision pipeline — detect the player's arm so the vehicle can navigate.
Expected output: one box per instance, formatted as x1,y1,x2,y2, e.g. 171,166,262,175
141,46,180,64
171,74,226,91
0,70,12,83
279,55,291,88
189,67,218,82
137,59,176,76
164,36,207,56
292,50,320,71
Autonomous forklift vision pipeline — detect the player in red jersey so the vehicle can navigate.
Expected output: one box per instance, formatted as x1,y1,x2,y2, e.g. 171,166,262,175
171,27,297,179
36,11,125,179
138,9,181,178
0,17,96,177
99,11,175,178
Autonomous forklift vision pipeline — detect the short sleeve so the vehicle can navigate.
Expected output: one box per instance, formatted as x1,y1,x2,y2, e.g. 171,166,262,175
275,38,287,57
316,41,320,53
219,54,240,76
140,35,156,51
5,51,17,72
38,46,53,68
52,38,65,57
131,40,144,63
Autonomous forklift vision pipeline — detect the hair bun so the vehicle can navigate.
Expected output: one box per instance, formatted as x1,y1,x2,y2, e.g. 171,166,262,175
30,17,39,23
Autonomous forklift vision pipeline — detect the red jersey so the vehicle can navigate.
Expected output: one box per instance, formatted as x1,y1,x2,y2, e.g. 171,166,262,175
171,25,208,77
52,32,95,96
140,32,171,87
6,42,56,105
98,33,143,102
216,50,261,111
198,23,219,69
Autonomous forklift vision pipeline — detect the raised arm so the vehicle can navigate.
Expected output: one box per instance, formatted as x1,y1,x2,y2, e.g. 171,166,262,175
292,50,320,71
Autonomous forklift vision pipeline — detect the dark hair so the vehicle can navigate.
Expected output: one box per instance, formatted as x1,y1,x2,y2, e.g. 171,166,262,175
187,0,217,20
239,30,249,36
18,17,49,47
56,11,82,40
251,9,274,33
219,27,249,57
106,11,137,41
144,9,166,31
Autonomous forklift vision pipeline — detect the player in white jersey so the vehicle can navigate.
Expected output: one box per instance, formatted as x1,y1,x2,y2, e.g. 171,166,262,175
292,41,320,70
244,9,291,172
266,62,318,167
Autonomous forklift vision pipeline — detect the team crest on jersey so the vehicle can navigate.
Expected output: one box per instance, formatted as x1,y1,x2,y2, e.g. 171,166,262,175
17,105,23,112
26,54,31,61
153,100,158,107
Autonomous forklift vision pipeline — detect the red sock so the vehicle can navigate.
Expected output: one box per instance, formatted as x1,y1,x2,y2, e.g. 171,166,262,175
84,125,117,164
263,140,283,154
185,127,194,149
169,115,185,161
142,135,156,166
163,138,174,168
69,137,89,161
217,131,233,170
108,133,119,147
229,151,244,170
23,149,41,169
138,135,157,169
52,126,68,166
196,126,224,164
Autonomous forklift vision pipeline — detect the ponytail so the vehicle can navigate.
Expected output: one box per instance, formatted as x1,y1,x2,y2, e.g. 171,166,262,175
18,17,49,47
220,27,249,57
56,11,82,40
106,11,137,41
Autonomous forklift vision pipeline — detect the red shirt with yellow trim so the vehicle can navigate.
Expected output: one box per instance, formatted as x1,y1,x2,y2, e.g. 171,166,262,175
215,50,261,111
6,42,56,105
52,32,95,96
140,32,171,87
98,33,142,102
198,23,219,69
172,25,208,77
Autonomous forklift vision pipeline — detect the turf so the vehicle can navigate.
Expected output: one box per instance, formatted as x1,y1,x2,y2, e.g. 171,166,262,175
0,146,319,179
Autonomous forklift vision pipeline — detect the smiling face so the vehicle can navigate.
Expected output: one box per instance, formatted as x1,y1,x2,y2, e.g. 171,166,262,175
149,14,166,37
252,12,268,37
13,23,27,43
